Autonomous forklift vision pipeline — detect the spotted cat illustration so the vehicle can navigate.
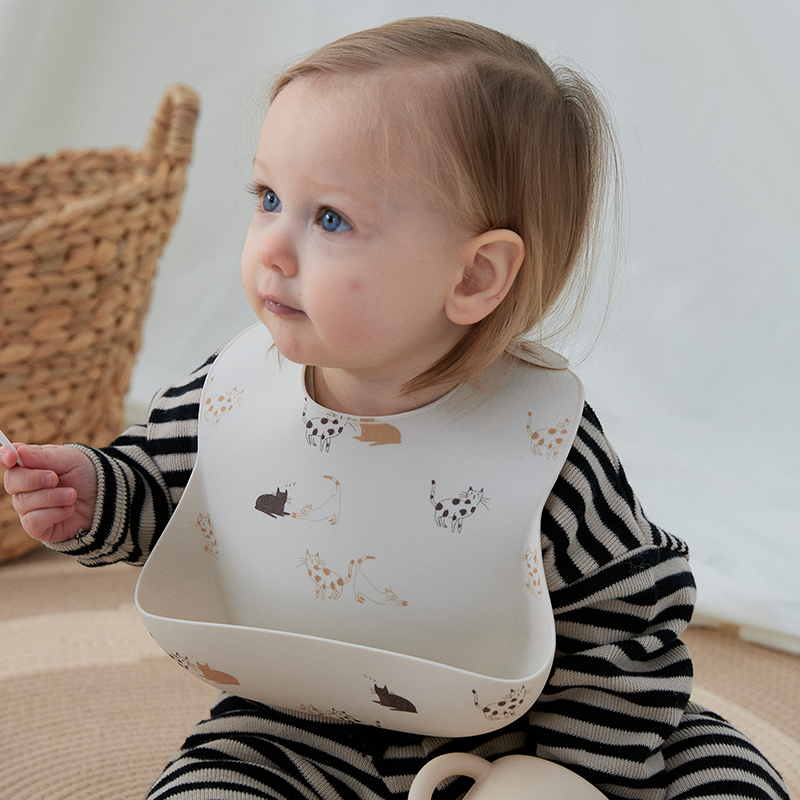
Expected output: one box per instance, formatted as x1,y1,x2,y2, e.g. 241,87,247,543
521,547,543,599
203,378,243,427
195,513,219,558
168,652,194,672
429,480,488,533
255,487,290,518
527,415,570,459
299,551,351,599
472,686,527,721
302,401,355,452
299,552,405,605
292,475,341,525
351,556,408,606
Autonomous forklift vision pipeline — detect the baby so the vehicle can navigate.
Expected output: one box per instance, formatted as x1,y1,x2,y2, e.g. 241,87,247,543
2,16,789,800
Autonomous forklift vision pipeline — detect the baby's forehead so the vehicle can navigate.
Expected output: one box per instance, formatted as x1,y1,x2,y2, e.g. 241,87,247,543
261,70,458,219
275,74,435,157
292,65,445,128
258,81,426,200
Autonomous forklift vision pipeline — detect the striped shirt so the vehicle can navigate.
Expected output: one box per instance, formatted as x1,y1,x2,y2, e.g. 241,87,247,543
52,353,789,799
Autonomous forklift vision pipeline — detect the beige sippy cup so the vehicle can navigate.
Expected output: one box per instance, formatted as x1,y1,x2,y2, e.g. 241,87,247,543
407,753,606,800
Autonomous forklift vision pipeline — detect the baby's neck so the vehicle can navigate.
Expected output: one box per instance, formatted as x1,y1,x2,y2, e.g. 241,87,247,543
311,366,455,417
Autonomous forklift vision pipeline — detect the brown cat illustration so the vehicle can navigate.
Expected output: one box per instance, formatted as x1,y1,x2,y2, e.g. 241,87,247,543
196,661,240,686
195,513,219,559
353,419,401,446
520,547,543,599
168,652,240,687
526,415,570,460
299,551,350,599
203,378,243,427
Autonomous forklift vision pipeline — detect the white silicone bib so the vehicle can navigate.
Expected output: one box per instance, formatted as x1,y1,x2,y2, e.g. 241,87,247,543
136,325,583,736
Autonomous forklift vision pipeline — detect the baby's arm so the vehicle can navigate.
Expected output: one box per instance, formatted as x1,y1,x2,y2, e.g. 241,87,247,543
533,404,788,799
1,353,215,567
49,354,215,567
0,444,97,543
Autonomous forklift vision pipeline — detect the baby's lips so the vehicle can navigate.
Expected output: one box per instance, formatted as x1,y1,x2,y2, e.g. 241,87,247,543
263,295,304,315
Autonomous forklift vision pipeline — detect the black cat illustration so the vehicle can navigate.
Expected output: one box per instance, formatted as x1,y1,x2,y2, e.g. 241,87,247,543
372,684,417,713
255,487,290,518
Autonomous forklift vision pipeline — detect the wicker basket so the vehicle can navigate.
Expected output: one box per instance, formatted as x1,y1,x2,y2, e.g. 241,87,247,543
0,85,199,564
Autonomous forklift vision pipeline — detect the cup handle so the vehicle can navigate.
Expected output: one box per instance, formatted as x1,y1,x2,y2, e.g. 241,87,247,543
408,753,492,800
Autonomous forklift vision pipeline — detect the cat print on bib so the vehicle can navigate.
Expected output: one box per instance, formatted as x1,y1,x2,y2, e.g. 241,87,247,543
299,551,348,599
472,685,527,721
168,651,240,686
302,402,354,451
526,414,570,460
353,418,401,446
195,513,219,559
352,556,408,606
300,704,363,724
299,551,407,606
203,378,244,427
372,683,417,713
520,547,544,599
299,676,418,724
429,480,488,533
302,401,402,450
253,477,341,525
291,475,341,525
254,487,291,518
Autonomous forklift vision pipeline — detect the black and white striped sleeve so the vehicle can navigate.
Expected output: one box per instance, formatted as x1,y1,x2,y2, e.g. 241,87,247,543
47,354,215,566
531,404,789,799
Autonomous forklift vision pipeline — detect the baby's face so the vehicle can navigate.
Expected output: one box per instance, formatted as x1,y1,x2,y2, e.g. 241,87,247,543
241,79,473,400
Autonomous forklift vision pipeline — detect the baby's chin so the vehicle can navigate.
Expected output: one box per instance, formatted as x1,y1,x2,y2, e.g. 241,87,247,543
269,342,304,366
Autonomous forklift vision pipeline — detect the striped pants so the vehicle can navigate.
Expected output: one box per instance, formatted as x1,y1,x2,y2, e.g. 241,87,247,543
144,695,789,800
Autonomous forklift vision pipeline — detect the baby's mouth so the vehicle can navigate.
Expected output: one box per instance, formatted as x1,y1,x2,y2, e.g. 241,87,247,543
264,295,303,316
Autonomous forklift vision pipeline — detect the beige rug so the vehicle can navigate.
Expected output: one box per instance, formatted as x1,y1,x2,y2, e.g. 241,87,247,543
1,545,798,800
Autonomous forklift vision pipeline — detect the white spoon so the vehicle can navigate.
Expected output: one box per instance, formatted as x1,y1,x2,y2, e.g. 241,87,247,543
0,428,23,466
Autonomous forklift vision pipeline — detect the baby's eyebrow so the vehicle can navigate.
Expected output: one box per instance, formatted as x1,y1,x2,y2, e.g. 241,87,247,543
249,156,381,223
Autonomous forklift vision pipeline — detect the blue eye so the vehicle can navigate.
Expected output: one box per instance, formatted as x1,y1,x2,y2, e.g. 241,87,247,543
261,189,282,213
319,209,352,233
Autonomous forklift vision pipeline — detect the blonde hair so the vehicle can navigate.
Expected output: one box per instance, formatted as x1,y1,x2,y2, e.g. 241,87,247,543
271,17,620,393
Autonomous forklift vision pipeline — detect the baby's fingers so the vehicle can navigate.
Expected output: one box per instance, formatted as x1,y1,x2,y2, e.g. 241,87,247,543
3,462,58,496
1,444,95,543
9,484,80,542
12,485,78,518
0,444,23,470
15,503,78,542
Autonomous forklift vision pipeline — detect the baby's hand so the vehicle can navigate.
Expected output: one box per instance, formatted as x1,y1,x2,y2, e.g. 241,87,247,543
1,444,97,543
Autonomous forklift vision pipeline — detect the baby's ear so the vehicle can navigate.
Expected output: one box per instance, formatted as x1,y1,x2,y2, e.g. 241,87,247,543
446,229,524,326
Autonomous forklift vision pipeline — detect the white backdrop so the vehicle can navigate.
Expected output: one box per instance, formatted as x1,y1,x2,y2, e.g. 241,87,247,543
1,0,798,649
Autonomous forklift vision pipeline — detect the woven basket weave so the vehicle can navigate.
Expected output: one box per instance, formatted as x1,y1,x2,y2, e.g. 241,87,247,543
0,85,199,564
